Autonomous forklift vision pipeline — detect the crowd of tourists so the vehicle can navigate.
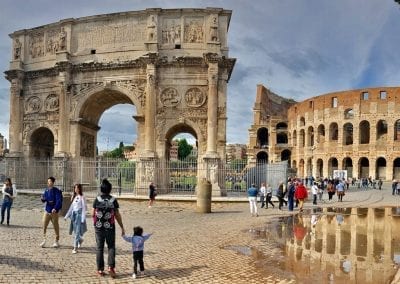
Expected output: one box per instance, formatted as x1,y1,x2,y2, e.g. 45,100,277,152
247,177,358,216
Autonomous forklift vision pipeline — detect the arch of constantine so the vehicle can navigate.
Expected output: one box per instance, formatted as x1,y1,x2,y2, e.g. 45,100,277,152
248,85,400,180
5,8,235,193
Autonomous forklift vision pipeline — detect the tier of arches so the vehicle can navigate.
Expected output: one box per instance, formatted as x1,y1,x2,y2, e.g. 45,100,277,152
256,149,291,165
292,156,400,180
291,119,399,147
256,122,288,148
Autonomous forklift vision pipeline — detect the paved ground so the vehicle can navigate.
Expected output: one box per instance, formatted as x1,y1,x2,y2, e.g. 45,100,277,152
0,184,399,283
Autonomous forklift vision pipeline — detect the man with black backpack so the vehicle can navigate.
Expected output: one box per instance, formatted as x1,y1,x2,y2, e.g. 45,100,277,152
92,179,125,278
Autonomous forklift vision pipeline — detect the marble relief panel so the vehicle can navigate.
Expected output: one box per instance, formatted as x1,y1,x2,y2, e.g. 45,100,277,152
184,17,204,43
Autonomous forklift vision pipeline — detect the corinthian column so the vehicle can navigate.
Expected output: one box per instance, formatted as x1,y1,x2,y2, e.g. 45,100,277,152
144,63,156,156
206,62,219,157
57,71,70,157
9,74,24,157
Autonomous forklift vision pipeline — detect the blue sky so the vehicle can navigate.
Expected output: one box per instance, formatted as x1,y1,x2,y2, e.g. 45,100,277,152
1,0,400,150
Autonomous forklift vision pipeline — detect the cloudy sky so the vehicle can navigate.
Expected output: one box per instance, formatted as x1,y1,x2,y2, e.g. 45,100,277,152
1,0,400,151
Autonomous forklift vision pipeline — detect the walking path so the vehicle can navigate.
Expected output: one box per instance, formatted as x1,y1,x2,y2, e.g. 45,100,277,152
0,185,398,283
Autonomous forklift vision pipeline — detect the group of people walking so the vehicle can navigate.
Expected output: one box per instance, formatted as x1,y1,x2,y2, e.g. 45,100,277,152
1,176,153,279
247,177,351,215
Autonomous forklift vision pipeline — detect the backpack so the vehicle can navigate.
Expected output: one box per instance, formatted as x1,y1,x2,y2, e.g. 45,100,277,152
94,195,116,229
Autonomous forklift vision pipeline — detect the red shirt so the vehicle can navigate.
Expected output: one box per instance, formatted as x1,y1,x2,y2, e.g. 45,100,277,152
295,184,308,199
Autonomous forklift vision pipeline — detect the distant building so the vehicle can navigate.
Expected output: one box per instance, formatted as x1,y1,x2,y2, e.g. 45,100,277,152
169,140,179,161
123,143,137,160
0,134,6,157
188,145,198,159
226,144,247,162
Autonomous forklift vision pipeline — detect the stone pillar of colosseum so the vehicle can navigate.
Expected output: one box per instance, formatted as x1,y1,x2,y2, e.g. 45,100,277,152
369,157,376,179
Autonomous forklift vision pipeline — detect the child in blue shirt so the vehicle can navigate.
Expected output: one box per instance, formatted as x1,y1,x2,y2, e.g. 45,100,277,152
122,226,152,279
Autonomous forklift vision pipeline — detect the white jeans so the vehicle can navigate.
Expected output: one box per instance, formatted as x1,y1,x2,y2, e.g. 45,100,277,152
248,197,258,215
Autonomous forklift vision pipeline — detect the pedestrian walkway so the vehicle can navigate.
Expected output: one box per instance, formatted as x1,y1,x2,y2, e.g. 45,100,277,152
0,185,398,283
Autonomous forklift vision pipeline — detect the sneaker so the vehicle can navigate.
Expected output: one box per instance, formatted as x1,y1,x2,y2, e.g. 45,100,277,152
72,248,77,254
108,267,116,278
97,270,105,277
40,240,46,248
139,271,145,277
132,273,137,279
52,241,59,248
78,238,84,248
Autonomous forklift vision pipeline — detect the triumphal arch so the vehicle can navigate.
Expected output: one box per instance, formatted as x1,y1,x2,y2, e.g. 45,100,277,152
5,8,235,194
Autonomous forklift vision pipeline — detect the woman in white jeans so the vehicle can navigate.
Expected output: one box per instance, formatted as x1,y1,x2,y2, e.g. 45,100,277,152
247,183,258,217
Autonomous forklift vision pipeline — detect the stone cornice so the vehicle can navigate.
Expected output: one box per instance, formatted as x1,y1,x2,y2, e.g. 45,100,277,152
4,69,24,82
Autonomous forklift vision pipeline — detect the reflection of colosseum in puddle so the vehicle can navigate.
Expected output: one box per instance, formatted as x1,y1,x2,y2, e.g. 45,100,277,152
270,208,400,283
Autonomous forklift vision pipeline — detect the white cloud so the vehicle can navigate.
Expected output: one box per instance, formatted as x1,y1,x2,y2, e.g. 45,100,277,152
1,0,400,149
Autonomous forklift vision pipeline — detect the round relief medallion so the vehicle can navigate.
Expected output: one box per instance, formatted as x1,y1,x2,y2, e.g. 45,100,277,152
160,87,180,107
185,87,206,107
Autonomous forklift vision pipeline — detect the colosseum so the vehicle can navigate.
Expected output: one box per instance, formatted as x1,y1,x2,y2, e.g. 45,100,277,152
248,84,400,181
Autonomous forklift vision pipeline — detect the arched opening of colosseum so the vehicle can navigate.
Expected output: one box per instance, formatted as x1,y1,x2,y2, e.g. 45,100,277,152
277,133,288,144
307,126,314,147
393,158,400,179
328,157,338,177
78,89,137,158
329,123,338,141
344,108,354,119
343,157,353,178
300,117,305,127
376,120,388,143
276,122,288,129
306,158,313,176
394,120,400,141
299,159,305,177
256,151,268,163
343,123,353,145
358,157,369,178
317,124,325,144
29,127,55,159
359,120,370,144
299,129,305,147
292,130,297,146
376,157,386,179
316,159,323,178
257,127,268,148
281,149,291,163
292,160,297,171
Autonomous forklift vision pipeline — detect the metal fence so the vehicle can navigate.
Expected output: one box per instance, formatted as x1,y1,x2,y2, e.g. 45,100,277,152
0,157,288,197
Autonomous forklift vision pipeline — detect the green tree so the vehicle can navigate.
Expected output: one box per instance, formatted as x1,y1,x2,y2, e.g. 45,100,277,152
177,139,193,160
103,142,125,158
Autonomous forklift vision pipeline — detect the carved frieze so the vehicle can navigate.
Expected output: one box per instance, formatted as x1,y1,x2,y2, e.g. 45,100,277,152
184,17,204,43
185,87,206,107
29,33,45,58
44,94,59,112
45,27,67,54
113,80,146,107
160,88,180,107
72,82,104,97
25,96,42,114
80,132,95,157
161,18,181,44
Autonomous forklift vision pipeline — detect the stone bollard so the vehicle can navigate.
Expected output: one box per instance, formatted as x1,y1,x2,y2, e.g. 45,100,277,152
197,178,212,213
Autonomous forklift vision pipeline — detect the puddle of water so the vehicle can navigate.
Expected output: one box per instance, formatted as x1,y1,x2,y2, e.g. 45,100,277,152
244,207,400,284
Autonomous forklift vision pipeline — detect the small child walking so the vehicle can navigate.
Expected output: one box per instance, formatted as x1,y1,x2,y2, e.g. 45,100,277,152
122,226,152,279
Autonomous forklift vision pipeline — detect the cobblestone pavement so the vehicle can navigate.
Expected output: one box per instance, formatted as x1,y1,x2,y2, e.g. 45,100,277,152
0,185,399,283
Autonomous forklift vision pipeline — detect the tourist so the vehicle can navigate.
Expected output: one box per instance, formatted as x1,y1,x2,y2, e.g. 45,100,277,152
287,180,295,211
294,182,308,212
92,179,125,277
397,181,400,195
276,181,287,210
311,182,318,205
259,182,266,208
317,182,323,201
148,182,157,208
64,183,87,254
1,178,17,226
378,178,383,190
327,181,335,201
122,226,152,279
392,179,397,195
336,180,345,202
40,177,63,248
247,183,258,217
265,183,275,209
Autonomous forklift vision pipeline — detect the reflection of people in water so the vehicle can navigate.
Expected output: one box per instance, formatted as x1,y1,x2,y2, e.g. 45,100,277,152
293,215,307,241
336,208,344,225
